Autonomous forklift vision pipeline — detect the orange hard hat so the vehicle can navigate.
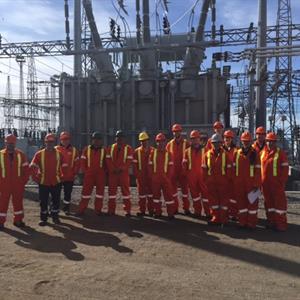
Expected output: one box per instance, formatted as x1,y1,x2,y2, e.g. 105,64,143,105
224,130,234,138
60,131,70,140
266,132,277,141
155,133,166,141
5,134,17,144
213,121,224,129
256,126,266,134
240,131,252,142
172,123,182,132
45,133,56,142
190,130,200,139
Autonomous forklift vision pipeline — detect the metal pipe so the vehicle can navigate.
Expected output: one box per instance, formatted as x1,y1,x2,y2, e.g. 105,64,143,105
255,0,267,128
64,0,71,50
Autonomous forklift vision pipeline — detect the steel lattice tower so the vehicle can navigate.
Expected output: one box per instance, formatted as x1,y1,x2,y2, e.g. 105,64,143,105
270,0,297,158
4,75,14,129
26,54,40,131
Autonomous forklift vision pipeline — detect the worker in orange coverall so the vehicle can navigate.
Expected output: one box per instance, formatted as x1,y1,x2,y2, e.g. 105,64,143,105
56,131,80,215
30,133,68,226
148,133,175,220
182,130,210,218
106,130,133,217
261,132,289,231
207,121,224,150
202,133,232,225
0,134,29,229
233,132,261,229
223,130,238,220
133,131,154,217
252,126,266,154
166,124,190,215
77,132,106,216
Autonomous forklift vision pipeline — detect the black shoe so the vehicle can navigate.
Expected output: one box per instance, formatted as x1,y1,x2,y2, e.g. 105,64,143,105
95,211,103,216
0,224,4,230
39,220,47,227
148,211,154,217
136,212,145,217
154,214,162,219
265,223,276,230
14,221,26,228
184,210,191,216
52,217,61,225
168,215,175,221
63,205,70,215
75,211,84,217
125,213,132,218
106,212,116,216
237,224,247,230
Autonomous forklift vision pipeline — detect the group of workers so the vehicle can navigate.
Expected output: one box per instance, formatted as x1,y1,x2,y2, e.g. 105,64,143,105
0,121,289,232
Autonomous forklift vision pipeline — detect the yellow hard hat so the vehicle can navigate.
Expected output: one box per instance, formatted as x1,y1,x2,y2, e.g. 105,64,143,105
139,131,149,141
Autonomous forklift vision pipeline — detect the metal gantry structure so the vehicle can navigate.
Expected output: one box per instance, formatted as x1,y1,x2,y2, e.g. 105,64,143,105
0,0,299,160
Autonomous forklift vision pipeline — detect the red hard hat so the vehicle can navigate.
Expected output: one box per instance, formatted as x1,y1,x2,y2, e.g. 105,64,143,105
155,133,166,142
266,132,277,141
60,131,70,140
213,121,224,129
172,124,182,132
240,132,252,142
45,133,56,142
224,130,234,138
190,130,200,139
256,126,266,134
5,134,17,144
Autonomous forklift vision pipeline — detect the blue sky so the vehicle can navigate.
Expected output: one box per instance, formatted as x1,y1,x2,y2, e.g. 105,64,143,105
0,0,299,126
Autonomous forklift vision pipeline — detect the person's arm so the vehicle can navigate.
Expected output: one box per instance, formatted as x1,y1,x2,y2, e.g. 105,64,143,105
167,152,174,178
182,149,189,175
132,149,139,177
29,152,41,183
80,147,88,173
73,148,81,175
21,152,30,184
253,153,262,189
279,150,289,185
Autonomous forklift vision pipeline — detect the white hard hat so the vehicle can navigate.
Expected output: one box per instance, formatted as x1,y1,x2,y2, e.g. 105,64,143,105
211,133,223,143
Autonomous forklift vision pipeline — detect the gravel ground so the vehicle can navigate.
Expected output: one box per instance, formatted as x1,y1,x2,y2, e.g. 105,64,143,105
0,187,299,300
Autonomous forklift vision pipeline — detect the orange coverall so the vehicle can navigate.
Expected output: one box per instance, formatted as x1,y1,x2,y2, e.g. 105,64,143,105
0,149,29,224
106,143,133,214
252,140,266,154
148,148,175,216
233,148,261,228
30,149,67,220
133,146,154,214
261,147,289,231
166,138,190,211
223,145,238,219
202,148,232,224
182,146,210,216
79,145,106,214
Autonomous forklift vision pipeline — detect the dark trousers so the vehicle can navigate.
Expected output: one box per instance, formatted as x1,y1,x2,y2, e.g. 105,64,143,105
59,181,74,206
39,184,61,221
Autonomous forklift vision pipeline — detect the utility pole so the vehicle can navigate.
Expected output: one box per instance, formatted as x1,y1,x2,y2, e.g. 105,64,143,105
4,75,14,129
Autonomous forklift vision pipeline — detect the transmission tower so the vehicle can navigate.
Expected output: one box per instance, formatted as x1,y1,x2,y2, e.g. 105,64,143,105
4,75,14,129
26,54,40,131
16,55,26,135
269,0,297,159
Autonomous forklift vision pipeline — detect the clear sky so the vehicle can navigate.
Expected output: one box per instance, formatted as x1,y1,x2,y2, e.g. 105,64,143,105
0,0,299,127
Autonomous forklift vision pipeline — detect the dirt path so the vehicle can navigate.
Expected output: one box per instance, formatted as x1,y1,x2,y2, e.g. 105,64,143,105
0,189,299,300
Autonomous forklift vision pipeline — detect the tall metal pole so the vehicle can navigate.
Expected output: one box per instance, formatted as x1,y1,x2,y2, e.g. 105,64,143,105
255,0,267,129
74,0,82,77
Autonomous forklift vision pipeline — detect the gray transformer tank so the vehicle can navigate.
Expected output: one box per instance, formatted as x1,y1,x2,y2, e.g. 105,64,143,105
59,69,229,149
